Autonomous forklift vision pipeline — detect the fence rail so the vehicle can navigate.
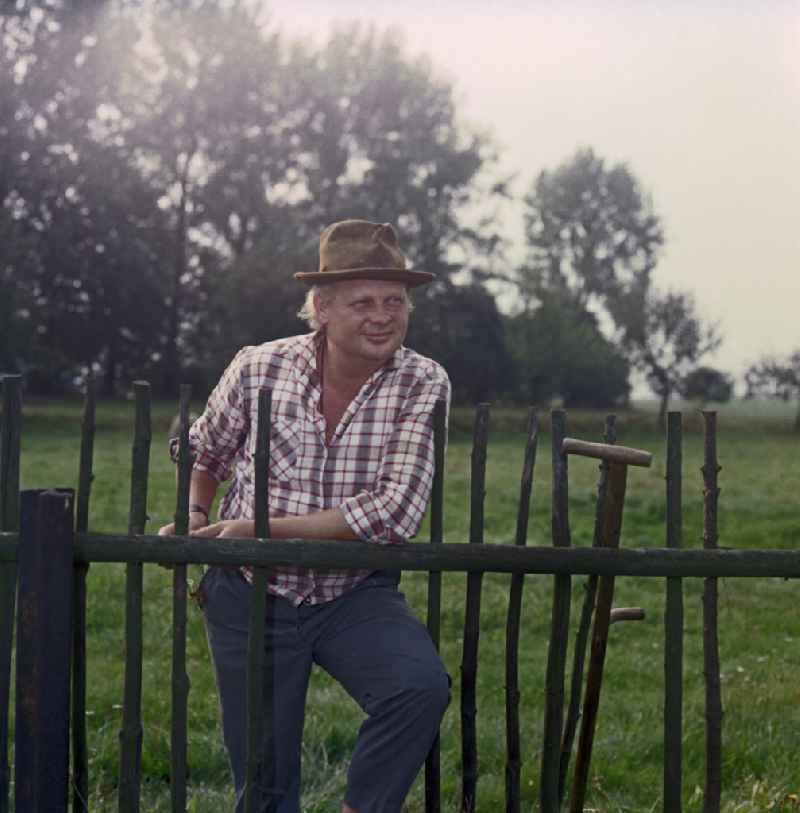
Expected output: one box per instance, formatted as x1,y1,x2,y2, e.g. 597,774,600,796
1,373,798,812
2,534,799,577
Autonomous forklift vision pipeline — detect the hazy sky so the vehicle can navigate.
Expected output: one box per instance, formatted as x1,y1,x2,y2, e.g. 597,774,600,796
267,0,799,383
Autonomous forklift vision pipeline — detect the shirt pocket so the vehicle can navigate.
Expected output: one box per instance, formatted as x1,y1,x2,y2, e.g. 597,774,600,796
245,416,300,483
268,417,300,483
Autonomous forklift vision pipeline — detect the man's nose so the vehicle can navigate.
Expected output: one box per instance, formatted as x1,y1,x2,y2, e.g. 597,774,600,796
368,307,393,324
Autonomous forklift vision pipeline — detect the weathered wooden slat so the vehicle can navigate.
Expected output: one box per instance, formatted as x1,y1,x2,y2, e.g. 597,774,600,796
119,382,151,813
245,388,273,813
664,411,684,812
702,412,722,813
3,533,800,578
504,409,538,813
461,403,490,813
425,398,447,813
73,375,96,812
540,410,571,813
569,461,628,813
15,489,75,812
559,415,616,803
0,375,21,813
171,384,192,813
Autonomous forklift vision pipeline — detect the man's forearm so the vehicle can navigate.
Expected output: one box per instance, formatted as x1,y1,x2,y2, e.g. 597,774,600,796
269,509,360,541
190,470,219,516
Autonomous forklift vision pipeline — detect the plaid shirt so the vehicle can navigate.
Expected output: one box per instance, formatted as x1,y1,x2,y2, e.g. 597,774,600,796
179,331,450,606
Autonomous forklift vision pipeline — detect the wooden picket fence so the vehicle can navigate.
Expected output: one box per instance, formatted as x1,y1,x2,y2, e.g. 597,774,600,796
1,373,800,812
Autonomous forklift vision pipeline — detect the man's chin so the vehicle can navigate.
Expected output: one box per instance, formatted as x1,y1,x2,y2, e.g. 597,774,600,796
360,337,400,360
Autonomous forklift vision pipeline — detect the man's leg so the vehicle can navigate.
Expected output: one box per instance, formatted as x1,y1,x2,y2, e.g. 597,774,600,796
311,574,450,813
201,567,312,813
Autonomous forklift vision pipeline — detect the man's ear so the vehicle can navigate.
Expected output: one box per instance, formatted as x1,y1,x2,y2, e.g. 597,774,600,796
315,291,329,327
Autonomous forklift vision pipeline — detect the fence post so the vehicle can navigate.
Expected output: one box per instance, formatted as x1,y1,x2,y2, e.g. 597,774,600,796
504,408,539,813
171,384,192,813
702,412,722,813
664,411,684,811
15,488,75,812
540,410,571,812
119,382,151,813
0,374,22,813
460,403,490,813
244,388,273,813
73,373,96,813
425,398,448,813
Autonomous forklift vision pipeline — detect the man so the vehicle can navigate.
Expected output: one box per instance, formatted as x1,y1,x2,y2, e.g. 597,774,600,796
159,219,451,813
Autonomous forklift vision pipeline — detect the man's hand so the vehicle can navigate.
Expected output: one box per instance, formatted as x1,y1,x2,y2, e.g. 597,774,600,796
157,513,209,537
191,519,256,539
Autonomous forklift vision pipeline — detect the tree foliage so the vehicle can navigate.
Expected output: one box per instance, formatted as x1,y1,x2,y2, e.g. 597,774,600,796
2,6,728,408
521,147,663,313
518,148,720,419
681,366,734,405
1,1,505,398
617,290,721,426
507,292,630,408
745,351,800,430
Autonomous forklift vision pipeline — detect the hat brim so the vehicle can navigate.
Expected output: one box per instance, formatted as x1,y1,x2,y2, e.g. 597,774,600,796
294,268,435,288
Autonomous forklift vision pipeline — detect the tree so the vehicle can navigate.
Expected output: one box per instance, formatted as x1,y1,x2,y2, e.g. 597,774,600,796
407,283,515,404
103,0,299,392
201,22,508,397
2,4,507,397
279,24,508,283
506,292,630,408
617,290,721,428
0,2,166,393
681,366,734,405
519,148,724,421
745,351,800,430
520,147,663,316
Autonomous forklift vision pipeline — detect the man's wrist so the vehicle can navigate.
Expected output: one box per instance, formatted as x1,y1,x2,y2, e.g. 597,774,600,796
189,503,209,520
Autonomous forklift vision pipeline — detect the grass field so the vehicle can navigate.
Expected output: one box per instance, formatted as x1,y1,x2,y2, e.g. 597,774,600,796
5,395,800,811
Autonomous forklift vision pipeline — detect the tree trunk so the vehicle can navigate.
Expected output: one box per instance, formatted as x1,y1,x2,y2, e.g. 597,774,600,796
794,393,800,432
658,388,670,431
103,341,116,398
163,176,189,395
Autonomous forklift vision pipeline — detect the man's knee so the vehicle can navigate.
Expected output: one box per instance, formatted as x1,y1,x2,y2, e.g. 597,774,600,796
426,668,451,715
398,663,450,720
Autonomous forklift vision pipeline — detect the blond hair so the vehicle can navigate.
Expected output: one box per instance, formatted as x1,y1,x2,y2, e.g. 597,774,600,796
297,285,337,330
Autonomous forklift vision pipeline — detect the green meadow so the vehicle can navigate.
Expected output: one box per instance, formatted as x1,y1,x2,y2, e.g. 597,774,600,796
6,397,800,811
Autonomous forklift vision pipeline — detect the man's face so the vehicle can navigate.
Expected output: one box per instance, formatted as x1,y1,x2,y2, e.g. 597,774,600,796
317,279,410,368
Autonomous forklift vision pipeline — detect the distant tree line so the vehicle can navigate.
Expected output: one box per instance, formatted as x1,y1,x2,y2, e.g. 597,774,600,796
0,0,753,422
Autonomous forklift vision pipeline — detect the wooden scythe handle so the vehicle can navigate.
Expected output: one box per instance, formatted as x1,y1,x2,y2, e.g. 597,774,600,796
569,461,628,813
562,438,653,468
609,607,646,625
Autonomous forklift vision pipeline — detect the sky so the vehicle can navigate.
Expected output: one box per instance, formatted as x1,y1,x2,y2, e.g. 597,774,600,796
265,0,799,385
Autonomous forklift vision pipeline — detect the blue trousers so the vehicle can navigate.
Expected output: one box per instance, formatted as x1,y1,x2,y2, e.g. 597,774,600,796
199,567,450,812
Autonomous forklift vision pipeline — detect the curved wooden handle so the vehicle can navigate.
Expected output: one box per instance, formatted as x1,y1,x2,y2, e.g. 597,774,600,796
562,438,652,468
609,607,646,624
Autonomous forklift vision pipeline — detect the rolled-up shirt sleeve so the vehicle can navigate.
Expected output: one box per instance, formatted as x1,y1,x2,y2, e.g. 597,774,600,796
169,346,252,483
340,368,451,544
